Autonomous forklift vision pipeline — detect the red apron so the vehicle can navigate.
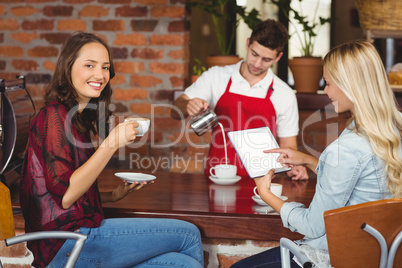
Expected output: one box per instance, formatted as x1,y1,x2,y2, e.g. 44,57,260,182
205,77,277,177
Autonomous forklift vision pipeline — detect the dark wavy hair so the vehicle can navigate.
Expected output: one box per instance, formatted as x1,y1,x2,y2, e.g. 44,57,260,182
44,31,115,137
249,19,288,54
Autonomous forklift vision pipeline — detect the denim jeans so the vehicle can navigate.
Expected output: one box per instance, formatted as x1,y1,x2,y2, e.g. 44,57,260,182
47,218,204,268
230,246,299,268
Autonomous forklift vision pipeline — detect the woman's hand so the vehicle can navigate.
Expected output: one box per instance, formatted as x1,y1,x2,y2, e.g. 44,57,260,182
254,169,284,213
265,148,319,174
254,169,274,193
103,120,139,149
286,165,309,180
266,148,307,167
101,180,155,203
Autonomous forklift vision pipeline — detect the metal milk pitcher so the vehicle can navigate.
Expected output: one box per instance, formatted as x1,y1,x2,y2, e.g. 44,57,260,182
190,109,219,136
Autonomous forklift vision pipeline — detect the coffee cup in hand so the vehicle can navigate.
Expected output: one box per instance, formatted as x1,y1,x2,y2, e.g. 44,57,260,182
124,118,150,136
209,164,237,179
253,183,282,199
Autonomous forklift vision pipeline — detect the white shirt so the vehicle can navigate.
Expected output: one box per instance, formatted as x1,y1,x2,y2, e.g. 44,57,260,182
184,61,299,138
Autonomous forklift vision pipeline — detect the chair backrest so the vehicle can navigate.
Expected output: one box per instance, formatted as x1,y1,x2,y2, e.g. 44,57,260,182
0,76,33,240
324,198,402,268
0,76,35,177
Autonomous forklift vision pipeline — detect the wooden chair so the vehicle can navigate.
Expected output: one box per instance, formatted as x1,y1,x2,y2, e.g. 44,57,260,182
0,182,15,240
325,198,402,268
281,198,402,268
0,181,88,268
0,231,87,268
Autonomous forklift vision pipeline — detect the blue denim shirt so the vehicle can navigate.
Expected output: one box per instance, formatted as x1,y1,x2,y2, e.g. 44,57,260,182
280,122,396,250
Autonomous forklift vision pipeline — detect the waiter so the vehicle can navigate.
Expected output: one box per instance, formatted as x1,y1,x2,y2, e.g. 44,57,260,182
172,19,308,180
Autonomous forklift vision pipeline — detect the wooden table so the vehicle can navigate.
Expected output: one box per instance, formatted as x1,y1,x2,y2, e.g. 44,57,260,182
99,169,317,241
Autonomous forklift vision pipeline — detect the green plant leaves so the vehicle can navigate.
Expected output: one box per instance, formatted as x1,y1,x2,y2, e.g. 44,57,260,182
186,0,262,55
270,0,332,57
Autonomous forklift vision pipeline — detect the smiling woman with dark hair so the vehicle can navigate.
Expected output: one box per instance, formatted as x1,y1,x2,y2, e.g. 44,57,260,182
44,31,115,137
20,32,204,268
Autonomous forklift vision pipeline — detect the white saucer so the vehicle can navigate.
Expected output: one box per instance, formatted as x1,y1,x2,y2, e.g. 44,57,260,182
114,172,156,183
252,195,288,206
252,205,278,215
209,175,241,185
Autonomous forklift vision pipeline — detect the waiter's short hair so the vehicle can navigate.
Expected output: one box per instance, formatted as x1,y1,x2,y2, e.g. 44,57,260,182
249,19,288,54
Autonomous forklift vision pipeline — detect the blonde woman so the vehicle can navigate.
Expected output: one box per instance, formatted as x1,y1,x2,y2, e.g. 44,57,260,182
231,40,402,268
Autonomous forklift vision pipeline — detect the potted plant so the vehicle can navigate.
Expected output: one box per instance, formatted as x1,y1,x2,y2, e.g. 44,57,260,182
186,0,262,68
270,0,333,93
191,58,207,83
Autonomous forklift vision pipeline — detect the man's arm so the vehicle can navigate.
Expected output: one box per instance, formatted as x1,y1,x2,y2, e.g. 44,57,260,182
171,94,209,120
171,94,190,120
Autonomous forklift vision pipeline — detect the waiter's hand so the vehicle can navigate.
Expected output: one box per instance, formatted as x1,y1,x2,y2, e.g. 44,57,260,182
286,165,308,180
187,98,209,116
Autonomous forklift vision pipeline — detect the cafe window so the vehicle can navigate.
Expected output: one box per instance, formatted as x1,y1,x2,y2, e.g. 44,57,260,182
288,0,331,58
236,0,332,86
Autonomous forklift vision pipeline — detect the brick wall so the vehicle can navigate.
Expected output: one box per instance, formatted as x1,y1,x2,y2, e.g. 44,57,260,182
0,0,349,176
202,238,280,268
0,0,213,174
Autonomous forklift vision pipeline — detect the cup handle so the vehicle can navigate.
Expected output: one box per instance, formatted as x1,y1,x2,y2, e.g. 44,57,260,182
210,167,216,177
253,186,260,198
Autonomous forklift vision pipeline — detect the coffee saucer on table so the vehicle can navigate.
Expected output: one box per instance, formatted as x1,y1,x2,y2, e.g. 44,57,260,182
252,204,278,215
251,195,288,206
209,175,241,185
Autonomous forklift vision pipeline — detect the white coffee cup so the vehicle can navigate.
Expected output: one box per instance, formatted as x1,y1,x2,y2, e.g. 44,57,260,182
253,183,282,198
209,164,237,179
124,118,150,136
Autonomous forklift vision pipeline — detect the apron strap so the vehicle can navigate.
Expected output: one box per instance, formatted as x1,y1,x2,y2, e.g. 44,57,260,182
225,78,232,93
266,79,274,98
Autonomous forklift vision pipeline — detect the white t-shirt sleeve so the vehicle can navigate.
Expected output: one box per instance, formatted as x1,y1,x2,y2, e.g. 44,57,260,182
184,71,213,104
183,65,235,110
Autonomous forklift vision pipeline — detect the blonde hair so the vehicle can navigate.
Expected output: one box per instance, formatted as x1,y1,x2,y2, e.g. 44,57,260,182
324,40,402,197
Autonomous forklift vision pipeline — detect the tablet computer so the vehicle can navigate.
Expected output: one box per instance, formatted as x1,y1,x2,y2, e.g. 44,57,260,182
227,127,291,178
